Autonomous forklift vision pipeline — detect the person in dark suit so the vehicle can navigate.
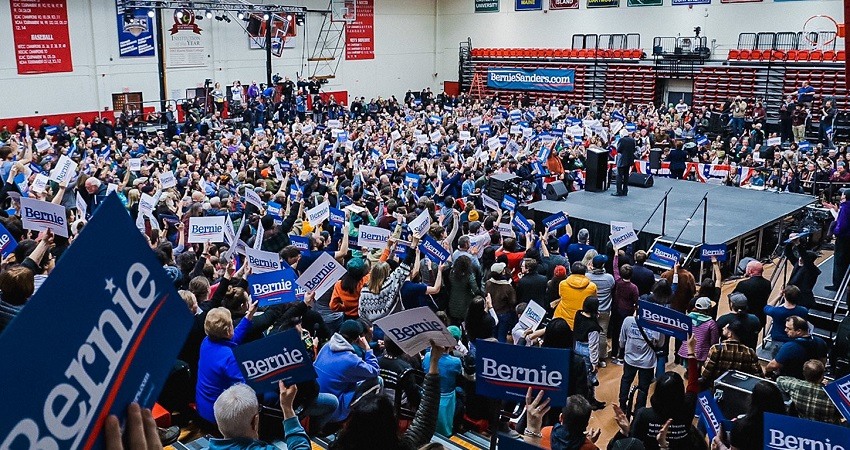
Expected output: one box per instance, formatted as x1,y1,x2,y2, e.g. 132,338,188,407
732,260,772,327
613,130,636,196
666,141,688,179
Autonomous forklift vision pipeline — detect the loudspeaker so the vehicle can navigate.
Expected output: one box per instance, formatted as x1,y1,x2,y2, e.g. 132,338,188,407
486,173,520,199
585,147,609,192
649,148,662,171
628,172,654,188
246,17,262,36
545,181,569,201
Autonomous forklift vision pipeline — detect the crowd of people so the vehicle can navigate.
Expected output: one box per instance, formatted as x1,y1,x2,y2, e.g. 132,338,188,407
1,77,849,450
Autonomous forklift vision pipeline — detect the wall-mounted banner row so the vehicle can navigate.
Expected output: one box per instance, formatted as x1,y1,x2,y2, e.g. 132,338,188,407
487,67,575,92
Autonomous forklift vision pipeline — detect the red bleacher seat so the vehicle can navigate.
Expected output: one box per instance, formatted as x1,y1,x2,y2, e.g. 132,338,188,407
771,50,786,61
553,49,565,58
838,50,846,61
728,49,740,60
738,50,750,60
612,49,623,59
796,50,809,61
577,49,589,58
823,50,836,62
749,50,762,61
810,50,823,62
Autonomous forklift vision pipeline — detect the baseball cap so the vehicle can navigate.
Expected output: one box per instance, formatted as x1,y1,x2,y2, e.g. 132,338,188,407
491,262,507,274
728,292,748,309
694,297,716,311
592,254,608,268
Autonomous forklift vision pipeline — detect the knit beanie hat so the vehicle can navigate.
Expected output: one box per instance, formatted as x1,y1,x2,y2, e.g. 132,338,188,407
447,326,462,341
339,320,364,341
468,210,480,222
554,265,567,278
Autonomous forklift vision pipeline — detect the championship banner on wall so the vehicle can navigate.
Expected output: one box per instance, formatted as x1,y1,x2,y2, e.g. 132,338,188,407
475,0,500,12
628,0,662,5
345,0,374,60
487,68,575,92
516,0,544,10
587,0,620,7
116,0,155,57
167,9,207,68
11,0,73,74
550,0,580,9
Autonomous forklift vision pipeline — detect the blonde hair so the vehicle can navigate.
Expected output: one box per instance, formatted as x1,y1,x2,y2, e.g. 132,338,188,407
127,189,140,205
581,249,598,268
368,261,390,294
179,290,198,314
204,307,233,340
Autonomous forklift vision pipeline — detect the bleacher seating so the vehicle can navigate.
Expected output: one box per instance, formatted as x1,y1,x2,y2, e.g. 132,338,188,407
470,47,644,61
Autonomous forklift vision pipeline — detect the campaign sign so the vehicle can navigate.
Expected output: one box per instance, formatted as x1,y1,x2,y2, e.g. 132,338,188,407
405,173,421,188
244,246,280,274
0,195,192,450
696,391,726,441
0,222,18,258
129,158,142,171
481,193,500,211
648,243,680,269
823,372,850,422
384,159,398,171
375,307,456,356
232,329,316,393
247,267,298,307
267,201,282,218
419,235,450,264
328,207,345,227
358,225,390,250
517,300,547,331
409,209,432,239
158,170,177,189
296,252,346,299
20,197,69,238
487,68,575,92
31,173,49,194
763,412,850,450
49,154,78,184
637,300,692,340
139,193,157,217
542,211,569,231
475,339,571,407
244,189,263,209
501,194,518,212
610,221,638,250
188,216,226,243
767,137,782,147
289,235,310,252
700,243,727,262
512,211,532,234
306,201,330,225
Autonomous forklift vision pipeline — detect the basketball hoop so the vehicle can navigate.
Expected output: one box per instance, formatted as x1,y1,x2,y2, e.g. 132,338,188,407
331,0,356,23
801,15,840,48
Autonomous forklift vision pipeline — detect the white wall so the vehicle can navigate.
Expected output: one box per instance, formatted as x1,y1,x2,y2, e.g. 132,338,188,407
0,0,437,119
435,0,845,84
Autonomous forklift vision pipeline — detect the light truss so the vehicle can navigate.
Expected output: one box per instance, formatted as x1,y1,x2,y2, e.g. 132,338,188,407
124,1,307,14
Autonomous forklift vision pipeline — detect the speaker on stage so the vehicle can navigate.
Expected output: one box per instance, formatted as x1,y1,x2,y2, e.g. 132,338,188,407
585,147,608,192
649,148,662,171
545,181,569,201
628,172,654,188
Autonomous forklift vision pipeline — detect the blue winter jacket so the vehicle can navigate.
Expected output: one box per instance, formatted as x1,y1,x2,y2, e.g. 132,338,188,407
314,333,381,422
196,318,252,423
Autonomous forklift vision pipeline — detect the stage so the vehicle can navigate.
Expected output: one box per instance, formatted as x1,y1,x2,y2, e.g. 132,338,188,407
526,178,815,268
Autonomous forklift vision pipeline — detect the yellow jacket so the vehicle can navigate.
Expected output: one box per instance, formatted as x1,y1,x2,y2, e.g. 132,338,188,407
555,274,598,329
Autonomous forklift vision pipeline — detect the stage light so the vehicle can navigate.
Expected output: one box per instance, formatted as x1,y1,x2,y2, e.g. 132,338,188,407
237,12,245,20
287,15,293,21
175,10,183,19
147,10,155,18
263,13,270,20
206,10,213,19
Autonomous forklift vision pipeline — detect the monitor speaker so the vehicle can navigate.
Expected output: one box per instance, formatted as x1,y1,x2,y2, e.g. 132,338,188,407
628,173,654,188
545,181,569,201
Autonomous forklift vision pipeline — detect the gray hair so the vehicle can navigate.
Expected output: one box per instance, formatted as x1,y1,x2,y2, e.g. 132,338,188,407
213,383,258,438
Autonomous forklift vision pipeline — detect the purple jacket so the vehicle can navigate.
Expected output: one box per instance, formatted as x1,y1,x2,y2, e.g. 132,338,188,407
677,312,719,361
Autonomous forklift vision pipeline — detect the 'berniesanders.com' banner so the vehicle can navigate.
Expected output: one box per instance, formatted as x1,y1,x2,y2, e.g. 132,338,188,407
487,68,575,92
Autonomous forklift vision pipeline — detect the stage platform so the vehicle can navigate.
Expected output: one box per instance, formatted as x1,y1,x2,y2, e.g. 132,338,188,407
526,178,815,265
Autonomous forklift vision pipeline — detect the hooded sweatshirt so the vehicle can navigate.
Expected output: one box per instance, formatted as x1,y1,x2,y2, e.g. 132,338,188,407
314,333,381,422
676,311,719,362
556,274,598,329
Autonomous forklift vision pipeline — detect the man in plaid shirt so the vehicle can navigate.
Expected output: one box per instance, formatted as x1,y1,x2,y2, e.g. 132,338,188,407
778,359,844,424
700,321,762,386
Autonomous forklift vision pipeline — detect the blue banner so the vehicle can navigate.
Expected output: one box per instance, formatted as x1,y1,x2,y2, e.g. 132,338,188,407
696,391,726,441
501,194,518,212
329,207,345,227
515,0,543,10
479,124,492,135
0,222,18,258
0,194,192,450
612,110,626,122
700,243,727,262
487,68,575,92
512,211,532,234
384,159,397,171
542,211,569,231
419,235,450,264
823,372,850,422
648,243,680,268
404,173,420,188
637,300,692,340
116,1,156,57
475,339,571,406
764,413,850,450
232,328,317,392
247,267,299,307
